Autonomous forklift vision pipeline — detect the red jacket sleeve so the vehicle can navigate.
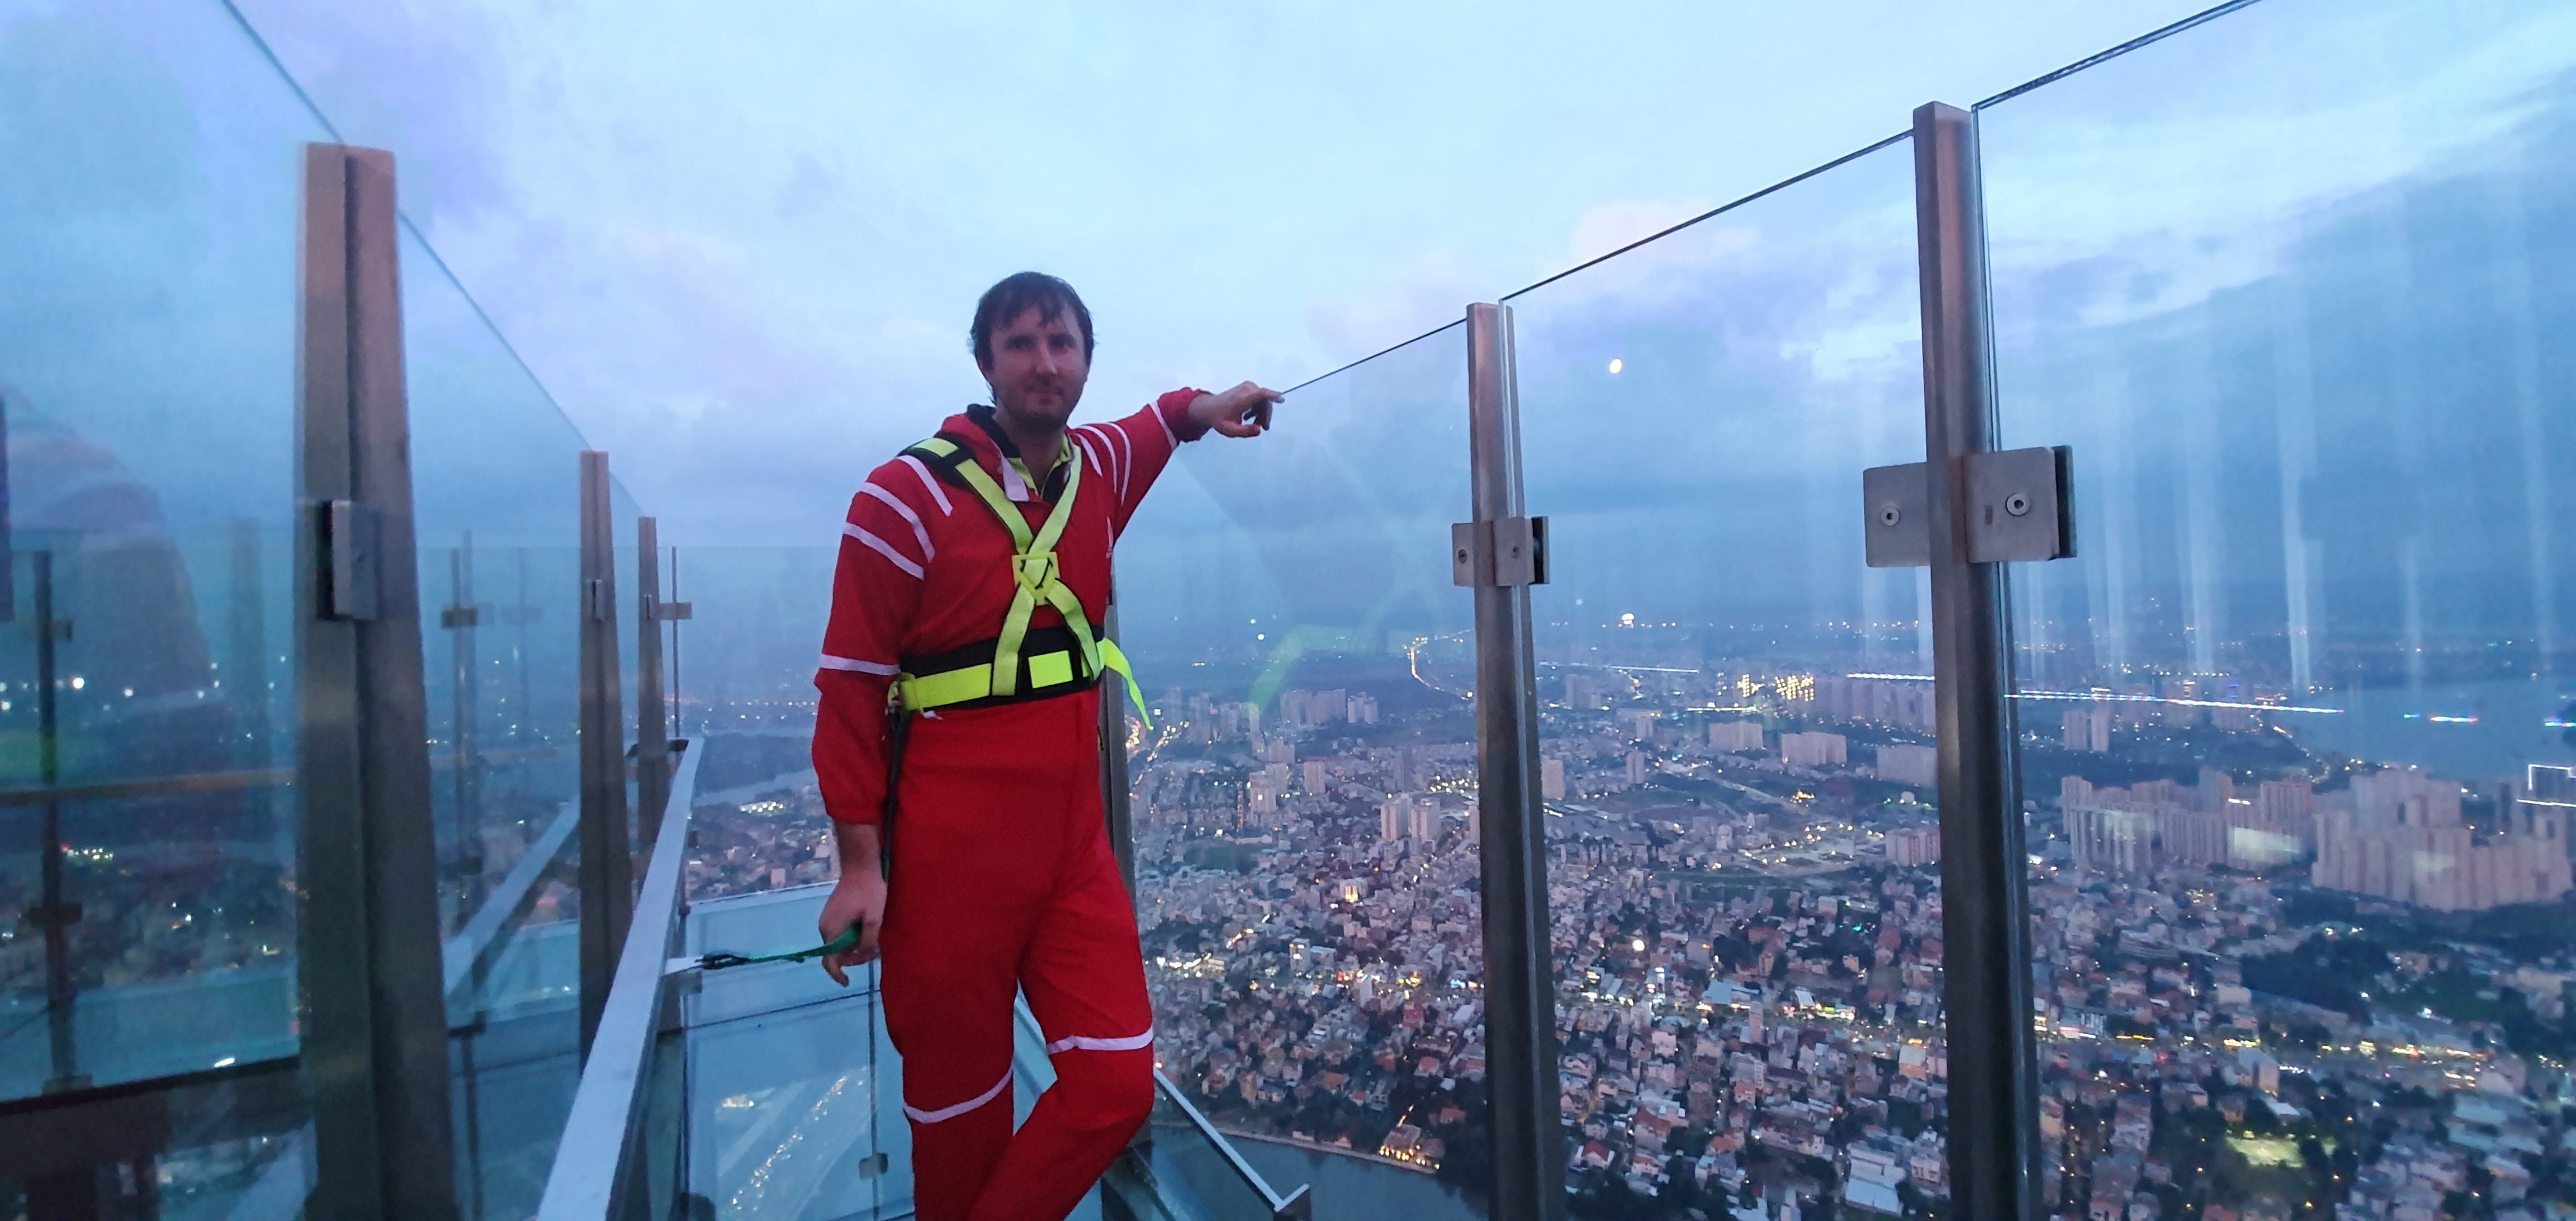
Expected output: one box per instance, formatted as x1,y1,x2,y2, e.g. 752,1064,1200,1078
1071,388,1208,536
810,465,936,825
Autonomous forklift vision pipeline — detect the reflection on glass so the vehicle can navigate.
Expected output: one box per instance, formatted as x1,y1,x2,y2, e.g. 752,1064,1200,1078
1510,136,1943,1219
401,220,612,1216
1114,332,1484,1213
1984,1,2576,1217
0,0,323,1119
681,888,909,1219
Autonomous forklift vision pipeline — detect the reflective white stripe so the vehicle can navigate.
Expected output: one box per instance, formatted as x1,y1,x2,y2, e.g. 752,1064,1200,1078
1106,422,1131,501
1153,400,1178,447
817,654,898,676
1000,455,1029,502
857,481,934,563
842,523,924,579
1074,431,1106,480
903,1067,1011,1124
1043,1028,1155,1055
896,455,952,515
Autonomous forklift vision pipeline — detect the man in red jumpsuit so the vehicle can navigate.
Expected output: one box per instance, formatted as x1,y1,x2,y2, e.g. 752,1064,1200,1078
809,271,1277,1220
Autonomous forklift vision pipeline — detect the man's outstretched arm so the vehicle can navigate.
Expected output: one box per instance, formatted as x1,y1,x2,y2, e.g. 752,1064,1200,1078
1073,382,1280,534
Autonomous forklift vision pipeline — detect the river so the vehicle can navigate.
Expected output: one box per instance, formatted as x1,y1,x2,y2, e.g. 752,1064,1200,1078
1228,1137,1488,1220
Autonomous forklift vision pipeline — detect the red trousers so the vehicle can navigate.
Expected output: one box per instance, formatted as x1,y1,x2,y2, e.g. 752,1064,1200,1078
879,688,1156,1221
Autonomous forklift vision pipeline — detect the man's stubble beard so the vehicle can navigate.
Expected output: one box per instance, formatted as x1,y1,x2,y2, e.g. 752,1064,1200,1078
995,380,1082,434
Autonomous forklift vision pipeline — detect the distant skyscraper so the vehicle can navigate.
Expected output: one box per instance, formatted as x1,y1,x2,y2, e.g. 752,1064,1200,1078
1778,731,1847,769
1887,825,1940,867
1541,756,1566,802
1874,744,1938,789
1708,721,1763,753
1302,760,1328,795
2062,706,2111,753
2314,766,2572,910
1625,751,1648,787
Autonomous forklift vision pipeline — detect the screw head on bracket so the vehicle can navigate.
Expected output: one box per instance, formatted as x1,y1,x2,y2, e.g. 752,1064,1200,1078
2005,492,2032,517
1878,505,1902,527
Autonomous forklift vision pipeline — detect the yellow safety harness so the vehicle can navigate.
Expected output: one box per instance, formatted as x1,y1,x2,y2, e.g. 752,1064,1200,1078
893,434,1149,725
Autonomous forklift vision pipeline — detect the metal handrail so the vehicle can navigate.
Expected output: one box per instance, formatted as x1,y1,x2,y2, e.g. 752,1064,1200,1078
1147,1067,1312,1220
533,737,699,1220
441,798,579,998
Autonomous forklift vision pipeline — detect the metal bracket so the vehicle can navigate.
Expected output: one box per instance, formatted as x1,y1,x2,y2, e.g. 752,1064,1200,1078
1451,515,1549,588
439,604,484,630
645,598,693,623
321,499,382,620
1966,444,2075,564
584,578,613,622
1862,447,2074,567
1862,463,1929,569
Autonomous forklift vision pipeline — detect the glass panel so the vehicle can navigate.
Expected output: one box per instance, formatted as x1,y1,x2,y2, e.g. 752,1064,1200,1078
675,546,837,902
1983,1,2576,1217
1509,137,1942,1219
1114,329,1477,1213
400,221,601,1217
0,0,324,1129
684,889,908,1219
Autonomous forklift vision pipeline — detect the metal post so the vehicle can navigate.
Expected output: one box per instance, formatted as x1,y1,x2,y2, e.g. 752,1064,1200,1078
1099,600,1135,896
294,141,462,1220
577,450,632,1056
1913,101,2040,1220
443,534,485,926
1463,302,1564,1221
30,551,79,1094
635,518,669,849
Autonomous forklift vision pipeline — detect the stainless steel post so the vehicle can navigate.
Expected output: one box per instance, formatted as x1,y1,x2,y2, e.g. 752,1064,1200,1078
635,517,669,849
1913,100,2041,1220
31,551,77,1093
577,451,632,1057
1464,302,1564,1221
444,534,484,924
294,141,461,1219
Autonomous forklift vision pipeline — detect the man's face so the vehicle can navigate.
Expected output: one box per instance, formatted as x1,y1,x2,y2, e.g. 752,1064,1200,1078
981,305,1088,432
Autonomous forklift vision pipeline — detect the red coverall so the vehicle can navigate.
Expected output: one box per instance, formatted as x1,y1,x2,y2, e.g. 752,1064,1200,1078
812,390,1206,1220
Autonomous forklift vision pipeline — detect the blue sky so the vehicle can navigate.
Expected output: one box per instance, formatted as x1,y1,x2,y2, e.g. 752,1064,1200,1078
230,0,2227,542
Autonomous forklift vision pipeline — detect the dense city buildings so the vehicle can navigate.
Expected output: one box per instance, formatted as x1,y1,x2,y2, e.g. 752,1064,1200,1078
1089,618,2576,1220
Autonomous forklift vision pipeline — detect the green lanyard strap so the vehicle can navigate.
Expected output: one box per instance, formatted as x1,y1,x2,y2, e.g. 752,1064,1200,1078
694,925,859,972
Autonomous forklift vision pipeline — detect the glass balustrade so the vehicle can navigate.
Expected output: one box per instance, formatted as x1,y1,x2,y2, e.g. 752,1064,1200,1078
670,545,838,903
25,0,2576,1214
405,217,632,1216
1982,0,2576,1217
0,0,333,1211
1114,332,1480,1215
1508,135,1945,1220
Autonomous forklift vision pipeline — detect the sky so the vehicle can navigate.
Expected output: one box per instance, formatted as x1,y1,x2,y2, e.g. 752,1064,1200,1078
226,0,2228,543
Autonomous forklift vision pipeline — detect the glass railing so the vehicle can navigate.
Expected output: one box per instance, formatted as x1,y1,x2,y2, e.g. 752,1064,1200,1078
0,0,328,1112
1982,0,2576,1217
551,812,1308,1220
1115,329,1488,1217
667,545,838,905
0,1,642,1214
407,216,613,1216
1508,134,1946,1219
26,0,2576,1214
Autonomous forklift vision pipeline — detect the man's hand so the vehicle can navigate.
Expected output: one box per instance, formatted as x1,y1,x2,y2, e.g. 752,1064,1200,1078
1188,381,1281,438
818,823,886,986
